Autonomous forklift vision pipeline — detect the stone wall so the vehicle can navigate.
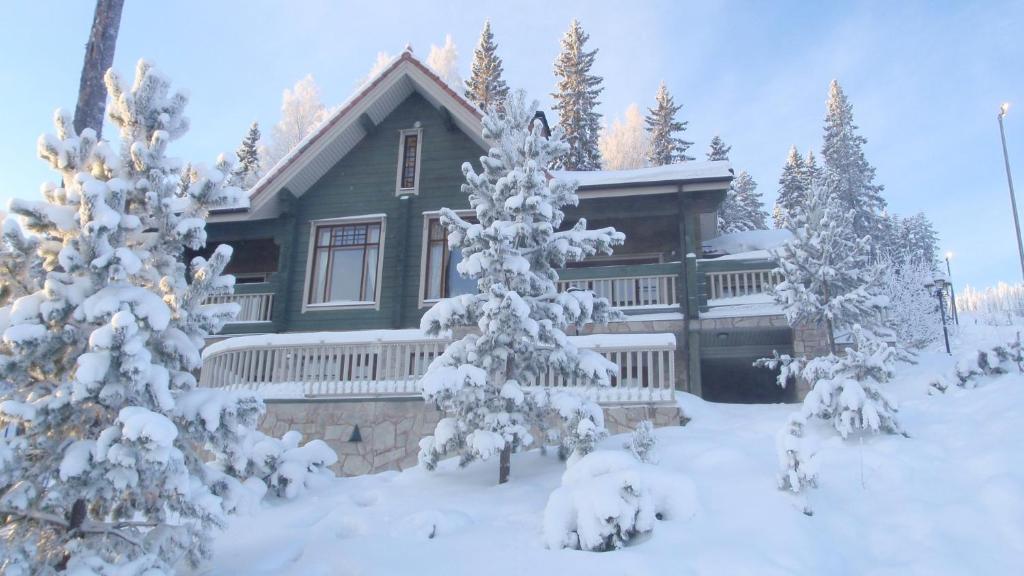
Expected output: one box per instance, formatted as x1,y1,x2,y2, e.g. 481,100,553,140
792,322,832,398
260,397,681,477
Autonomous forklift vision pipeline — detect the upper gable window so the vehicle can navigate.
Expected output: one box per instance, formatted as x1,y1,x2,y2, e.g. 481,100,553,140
396,127,423,195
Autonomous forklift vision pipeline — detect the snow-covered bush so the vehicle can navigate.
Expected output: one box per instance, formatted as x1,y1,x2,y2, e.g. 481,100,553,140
542,450,692,552
552,392,606,464
0,61,261,574
625,419,657,464
211,429,337,505
931,336,1024,393
418,91,624,483
776,413,817,497
877,254,940,350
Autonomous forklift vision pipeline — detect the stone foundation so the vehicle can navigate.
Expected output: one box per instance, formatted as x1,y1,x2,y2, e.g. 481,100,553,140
260,397,682,476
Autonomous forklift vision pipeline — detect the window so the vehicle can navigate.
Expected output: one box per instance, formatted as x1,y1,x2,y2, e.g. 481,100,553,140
396,128,422,194
307,220,383,306
422,217,476,303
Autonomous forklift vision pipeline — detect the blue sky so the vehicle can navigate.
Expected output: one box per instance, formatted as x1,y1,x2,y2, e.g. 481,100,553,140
0,0,1021,290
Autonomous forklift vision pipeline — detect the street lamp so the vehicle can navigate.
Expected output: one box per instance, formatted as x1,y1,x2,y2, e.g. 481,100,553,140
925,277,952,355
944,251,959,325
997,102,1024,281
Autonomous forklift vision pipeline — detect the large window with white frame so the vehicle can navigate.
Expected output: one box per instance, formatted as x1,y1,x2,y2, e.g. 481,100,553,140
306,218,384,307
421,216,476,303
396,127,422,195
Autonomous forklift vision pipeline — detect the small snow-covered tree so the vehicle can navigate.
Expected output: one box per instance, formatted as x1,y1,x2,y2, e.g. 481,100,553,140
0,60,261,574
598,103,650,170
418,91,624,484
465,20,510,112
426,34,463,90
706,135,731,162
645,81,693,165
625,419,657,464
230,121,262,189
776,413,817,498
719,170,767,233
771,183,883,352
774,146,807,229
552,392,606,465
877,253,940,349
263,74,330,169
551,19,604,171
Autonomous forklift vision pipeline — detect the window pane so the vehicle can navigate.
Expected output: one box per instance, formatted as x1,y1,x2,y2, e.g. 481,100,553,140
446,249,476,296
363,247,379,300
426,244,444,300
401,134,418,189
368,224,381,243
318,229,331,246
312,249,329,303
328,248,363,302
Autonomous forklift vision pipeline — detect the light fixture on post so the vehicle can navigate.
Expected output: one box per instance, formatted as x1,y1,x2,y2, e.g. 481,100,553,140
924,277,952,355
998,102,1024,281
944,251,959,325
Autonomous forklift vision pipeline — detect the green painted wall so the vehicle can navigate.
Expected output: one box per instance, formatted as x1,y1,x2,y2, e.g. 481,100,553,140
280,92,483,331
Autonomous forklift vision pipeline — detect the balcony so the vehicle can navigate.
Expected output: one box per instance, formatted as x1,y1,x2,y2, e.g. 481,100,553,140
199,331,676,403
557,263,680,310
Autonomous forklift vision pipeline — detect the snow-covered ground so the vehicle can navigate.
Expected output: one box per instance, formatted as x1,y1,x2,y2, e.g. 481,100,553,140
191,320,1023,576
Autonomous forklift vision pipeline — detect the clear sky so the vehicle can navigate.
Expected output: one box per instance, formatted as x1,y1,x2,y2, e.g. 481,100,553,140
0,0,1021,290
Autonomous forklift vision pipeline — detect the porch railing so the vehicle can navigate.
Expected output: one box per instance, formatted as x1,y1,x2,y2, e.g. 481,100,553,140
557,262,680,309
206,293,274,323
199,332,675,403
705,269,779,300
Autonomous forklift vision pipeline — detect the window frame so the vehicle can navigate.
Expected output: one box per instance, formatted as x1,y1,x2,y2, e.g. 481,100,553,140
395,127,423,196
418,210,475,308
301,214,387,312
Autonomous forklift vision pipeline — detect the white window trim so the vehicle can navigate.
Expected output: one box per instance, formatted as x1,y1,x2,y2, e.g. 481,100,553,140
418,210,475,309
301,214,387,313
395,127,423,196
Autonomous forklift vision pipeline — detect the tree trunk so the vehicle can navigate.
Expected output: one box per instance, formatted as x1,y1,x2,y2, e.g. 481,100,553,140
73,0,125,139
498,443,511,484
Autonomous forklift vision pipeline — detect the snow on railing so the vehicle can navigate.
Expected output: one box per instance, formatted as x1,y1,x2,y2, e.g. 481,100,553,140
205,293,274,323
705,269,779,300
557,275,678,308
199,331,676,403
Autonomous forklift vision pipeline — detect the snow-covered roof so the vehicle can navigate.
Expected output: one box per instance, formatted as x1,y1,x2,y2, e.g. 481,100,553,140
214,49,484,221
552,161,733,192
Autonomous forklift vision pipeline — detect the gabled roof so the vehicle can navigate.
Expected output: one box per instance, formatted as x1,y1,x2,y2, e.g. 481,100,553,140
219,49,485,221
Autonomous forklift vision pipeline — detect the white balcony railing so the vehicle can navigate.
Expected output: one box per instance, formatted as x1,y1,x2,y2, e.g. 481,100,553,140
199,331,676,403
557,275,678,308
205,293,274,323
705,269,779,300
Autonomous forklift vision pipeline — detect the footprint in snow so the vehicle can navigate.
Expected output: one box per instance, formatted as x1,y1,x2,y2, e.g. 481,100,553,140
350,490,380,507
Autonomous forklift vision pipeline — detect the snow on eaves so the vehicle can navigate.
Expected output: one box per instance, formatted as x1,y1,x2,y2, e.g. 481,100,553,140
703,229,793,257
551,161,733,189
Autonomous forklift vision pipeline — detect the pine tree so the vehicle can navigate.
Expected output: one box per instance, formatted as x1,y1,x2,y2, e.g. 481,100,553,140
774,146,807,229
771,183,883,352
598,103,650,170
706,135,731,162
418,92,624,484
804,149,823,189
426,34,463,90
821,80,886,242
645,82,693,165
464,20,510,112
720,171,768,233
0,60,261,574
231,121,262,189
551,19,604,171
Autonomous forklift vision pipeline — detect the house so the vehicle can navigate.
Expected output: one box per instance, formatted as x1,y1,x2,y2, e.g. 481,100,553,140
198,49,829,475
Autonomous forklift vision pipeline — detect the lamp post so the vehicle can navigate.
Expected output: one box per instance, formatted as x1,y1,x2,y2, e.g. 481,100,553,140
998,103,1024,281
925,277,952,355
945,251,959,325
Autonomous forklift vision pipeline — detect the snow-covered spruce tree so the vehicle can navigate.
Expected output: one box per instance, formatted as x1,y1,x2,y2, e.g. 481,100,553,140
706,135,731,162
625,419,657,464
418,91,624,484
551,19,604,171
774,146,807,229
771,183,884,353
230,121,262,189
0,60,262,574
427,34,463,90
776,413,817,499
645,81,693,165
465,20,510,113
551,392,606,465
821,80,886,243
719,170,768,233
804,149,823,190
598,103,650,170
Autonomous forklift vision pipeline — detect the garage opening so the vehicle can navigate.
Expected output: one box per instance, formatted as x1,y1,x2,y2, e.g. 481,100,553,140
700,356,796,404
